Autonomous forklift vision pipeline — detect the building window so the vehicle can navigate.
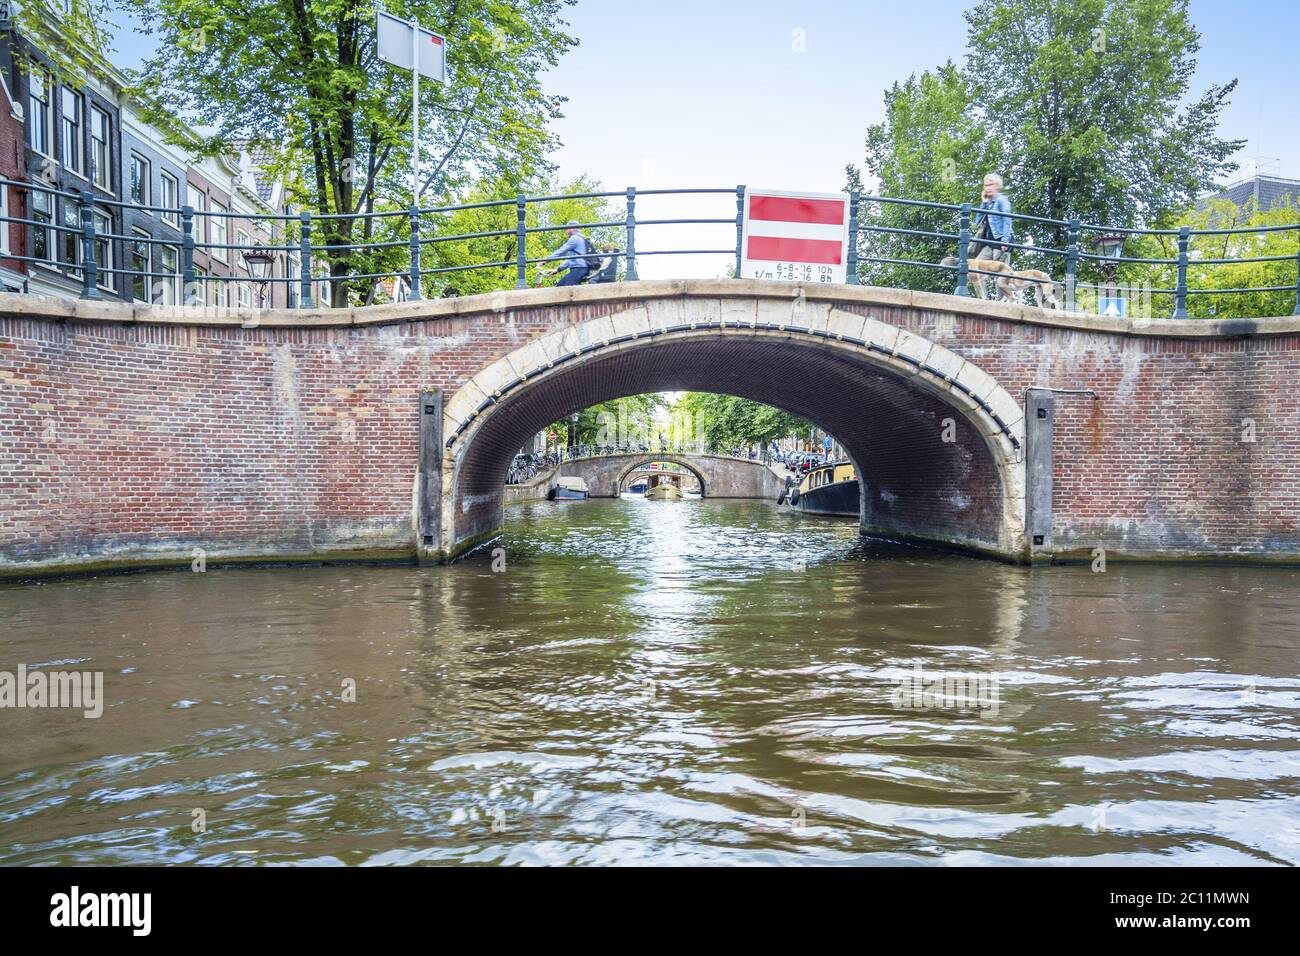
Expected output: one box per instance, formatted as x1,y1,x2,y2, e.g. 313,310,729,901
29,71,51,156
159,245,178,305
192,190,207,242
0,186,9,256
193,265,206,306
130,154,150,205
212,276,228,308
160,171,179,226
131,230,150,301
90,106,111,190
30,191,52,260
60,87,82,174
237,279,251,310
61,199,79,268
287,255,300,307
94,209,112,289
210,202,227,260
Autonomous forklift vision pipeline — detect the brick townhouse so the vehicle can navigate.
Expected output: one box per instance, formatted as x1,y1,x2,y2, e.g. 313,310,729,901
0,61,26,293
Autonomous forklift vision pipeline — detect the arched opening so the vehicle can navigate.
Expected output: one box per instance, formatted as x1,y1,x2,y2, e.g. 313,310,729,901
616,458,707,497
444,305,1025,561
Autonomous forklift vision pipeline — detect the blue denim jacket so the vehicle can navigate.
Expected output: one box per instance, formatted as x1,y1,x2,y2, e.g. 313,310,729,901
549,233,590,272
975,194,1013,244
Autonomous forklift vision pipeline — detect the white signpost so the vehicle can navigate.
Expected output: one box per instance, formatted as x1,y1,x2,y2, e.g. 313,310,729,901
376,11,449,207
739,187,850,284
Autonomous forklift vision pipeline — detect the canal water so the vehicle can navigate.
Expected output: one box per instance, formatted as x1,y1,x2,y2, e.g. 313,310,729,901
1,498,1297,865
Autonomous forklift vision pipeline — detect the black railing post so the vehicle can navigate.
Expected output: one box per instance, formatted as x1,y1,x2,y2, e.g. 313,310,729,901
624,186,638,282
181,204,196,305
407,206,422,302
845,190,860,285
955,203,971,297
734,184,745,278
1065,218,1080,312
1173,225,1190,319
515,195,528,290
1293,227,1300,316
298,211,314,308
78,191,100,299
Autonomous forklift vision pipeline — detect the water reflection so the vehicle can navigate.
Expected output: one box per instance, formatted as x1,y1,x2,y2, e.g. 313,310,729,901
0,498,1296,865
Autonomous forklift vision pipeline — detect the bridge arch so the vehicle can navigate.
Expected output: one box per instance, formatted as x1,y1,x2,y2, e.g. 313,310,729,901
616,456,709,497
442,294,1026,561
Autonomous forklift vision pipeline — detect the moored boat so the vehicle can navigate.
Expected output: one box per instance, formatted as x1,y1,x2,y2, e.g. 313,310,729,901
789,460,858,517
548,476,590,500
644,483,682,500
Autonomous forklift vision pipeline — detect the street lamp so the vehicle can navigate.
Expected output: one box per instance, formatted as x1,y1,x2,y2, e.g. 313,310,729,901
242,241,275,308
1092,232,1125,290
569,411,580,455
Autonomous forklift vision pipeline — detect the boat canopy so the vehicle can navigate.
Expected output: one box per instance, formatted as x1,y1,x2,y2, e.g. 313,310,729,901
555,476,589,492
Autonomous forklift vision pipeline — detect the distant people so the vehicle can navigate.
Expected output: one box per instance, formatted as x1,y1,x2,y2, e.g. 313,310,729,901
591,244,620,283
973,173,1013,267
541,221,595,286
822,434,833,461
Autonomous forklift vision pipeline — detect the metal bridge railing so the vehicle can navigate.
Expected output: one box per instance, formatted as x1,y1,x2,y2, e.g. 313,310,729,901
0,177,1295,319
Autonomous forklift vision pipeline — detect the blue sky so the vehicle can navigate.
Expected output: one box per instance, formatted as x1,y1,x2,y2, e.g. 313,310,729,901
106,1,1299,277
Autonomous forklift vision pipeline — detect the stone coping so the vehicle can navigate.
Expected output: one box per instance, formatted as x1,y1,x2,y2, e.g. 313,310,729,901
3,280,1298,339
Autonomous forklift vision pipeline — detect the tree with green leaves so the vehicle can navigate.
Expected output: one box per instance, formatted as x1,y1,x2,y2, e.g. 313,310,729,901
672,393,809,453
850,0,1243,291
114,0,577,305
1117,197,1300,319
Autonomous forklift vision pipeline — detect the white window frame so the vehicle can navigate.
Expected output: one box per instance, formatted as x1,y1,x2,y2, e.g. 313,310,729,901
159,244,179,305
159,171,180,228
0,186,9,256
130,228,150,302
210,202,227,262
93,208,113,291
60,86,82,177
130,153,150,206
28,70,52,160
89,105,111,191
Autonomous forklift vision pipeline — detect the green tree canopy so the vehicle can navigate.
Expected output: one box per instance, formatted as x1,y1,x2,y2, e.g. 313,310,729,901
850,0,1244,291
672,393,810,453
112,0,578,304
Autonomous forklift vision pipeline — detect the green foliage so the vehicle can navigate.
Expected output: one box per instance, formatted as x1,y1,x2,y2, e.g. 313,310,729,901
115,0,578,304
545,394,666,449
1118,198,1300,319
672,393,809,452
424,175,621,297
850,0,1243,290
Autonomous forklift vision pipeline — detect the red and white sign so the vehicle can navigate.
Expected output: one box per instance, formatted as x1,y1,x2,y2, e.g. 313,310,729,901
740,188,850,284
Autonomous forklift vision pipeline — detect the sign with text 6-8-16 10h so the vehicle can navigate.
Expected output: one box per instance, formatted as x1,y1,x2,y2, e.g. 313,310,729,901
739,188,850,284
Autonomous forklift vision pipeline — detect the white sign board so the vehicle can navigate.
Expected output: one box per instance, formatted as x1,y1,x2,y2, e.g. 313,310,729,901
739,187,850,284
377,11,448,84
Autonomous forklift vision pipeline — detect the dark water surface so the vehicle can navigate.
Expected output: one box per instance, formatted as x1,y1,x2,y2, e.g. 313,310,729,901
1,498,1297,865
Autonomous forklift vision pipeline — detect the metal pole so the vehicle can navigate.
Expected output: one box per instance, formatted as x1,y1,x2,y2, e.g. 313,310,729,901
624,186,638,282
298,211,314,308
410,17,420,210
734,184,745,278
515,194,528,290
955,203,971,297
1065,218,1080,312
408,206,422,301
1173,225,1190,319
78,191,99,300
846,190,860,285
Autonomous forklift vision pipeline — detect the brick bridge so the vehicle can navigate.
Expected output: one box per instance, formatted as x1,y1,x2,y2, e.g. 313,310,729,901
543,452,785,499
2,279,1298,577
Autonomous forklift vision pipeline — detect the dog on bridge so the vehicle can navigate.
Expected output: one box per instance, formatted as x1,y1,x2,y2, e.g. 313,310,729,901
939,255,1060,309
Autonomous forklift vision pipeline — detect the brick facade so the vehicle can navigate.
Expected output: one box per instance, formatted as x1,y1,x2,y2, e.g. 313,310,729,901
1,282,1298,576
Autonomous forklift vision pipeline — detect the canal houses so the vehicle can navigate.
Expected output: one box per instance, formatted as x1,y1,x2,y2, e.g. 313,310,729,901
0,8,299,310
